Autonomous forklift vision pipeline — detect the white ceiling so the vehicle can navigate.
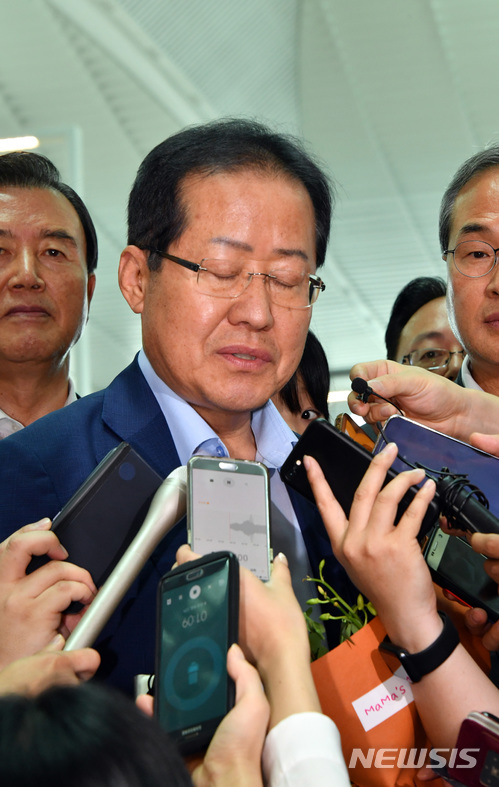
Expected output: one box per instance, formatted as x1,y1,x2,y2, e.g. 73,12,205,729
2,0,498,400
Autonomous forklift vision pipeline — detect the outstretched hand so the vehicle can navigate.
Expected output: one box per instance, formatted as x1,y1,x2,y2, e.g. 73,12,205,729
348,360,499,442
305,442,443,650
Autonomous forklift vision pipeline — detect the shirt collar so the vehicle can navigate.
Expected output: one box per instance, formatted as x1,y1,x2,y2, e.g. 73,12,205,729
460,355,484,391
138,349,297,468
0,378,77,439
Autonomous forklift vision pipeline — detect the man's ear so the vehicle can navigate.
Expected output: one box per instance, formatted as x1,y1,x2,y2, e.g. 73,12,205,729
86,273,96,306
118,246,150,314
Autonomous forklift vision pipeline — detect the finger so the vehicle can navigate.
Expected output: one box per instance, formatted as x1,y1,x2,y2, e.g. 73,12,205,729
64,647,101,681
303,454,349,549
348,443,412,528
464,606,490,636
483,559,499,584
0,530,69,581
481,619,499,651
469,432,499,457
1,518,52,538
374,477,436,540
136,694,154,717
18,560,97,599
227,643,268,707
42,633,66,652
439,517,468,539
39,578,97,616
175,544,202,566
470,532,499,560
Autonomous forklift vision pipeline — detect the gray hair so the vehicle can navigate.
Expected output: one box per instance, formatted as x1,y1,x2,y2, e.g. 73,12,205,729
439,145,499,252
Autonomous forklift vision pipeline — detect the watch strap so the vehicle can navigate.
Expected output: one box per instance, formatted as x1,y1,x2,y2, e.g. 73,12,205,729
378,611,460,683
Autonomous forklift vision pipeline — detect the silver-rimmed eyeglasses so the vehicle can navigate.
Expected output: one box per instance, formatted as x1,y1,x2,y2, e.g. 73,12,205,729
401,347,465,373
443,240,499,278
147,250,325,309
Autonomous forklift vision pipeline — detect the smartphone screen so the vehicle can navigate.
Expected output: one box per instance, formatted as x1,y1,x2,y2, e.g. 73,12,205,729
424,528,499,621
155,552,238,754
188,457,271,580
376,415,499,517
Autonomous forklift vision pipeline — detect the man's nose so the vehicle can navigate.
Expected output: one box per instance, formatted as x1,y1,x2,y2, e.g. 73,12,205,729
228,272,274,328
8,249,44,290
443,350,464,381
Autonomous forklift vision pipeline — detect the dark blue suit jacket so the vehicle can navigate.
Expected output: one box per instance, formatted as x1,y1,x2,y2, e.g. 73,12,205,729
0,357,354,692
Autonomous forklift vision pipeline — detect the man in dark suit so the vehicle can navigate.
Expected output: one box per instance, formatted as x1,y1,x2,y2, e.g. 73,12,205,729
0,152,97,436
0,119,352,693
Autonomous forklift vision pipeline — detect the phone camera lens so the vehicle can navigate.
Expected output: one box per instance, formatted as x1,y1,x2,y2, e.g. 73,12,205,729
189,585,201,600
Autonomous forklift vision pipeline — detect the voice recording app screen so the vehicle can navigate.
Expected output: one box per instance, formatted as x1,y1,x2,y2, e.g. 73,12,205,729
191,466,270,579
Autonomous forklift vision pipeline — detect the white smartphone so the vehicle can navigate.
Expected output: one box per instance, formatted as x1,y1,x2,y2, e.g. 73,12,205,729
187,456,272,581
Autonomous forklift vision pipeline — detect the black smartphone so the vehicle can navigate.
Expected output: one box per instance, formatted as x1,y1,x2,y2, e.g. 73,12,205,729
155,551,239,755
423,527,499,622
27,442,163,612
280,418,439,539
187,456,272,580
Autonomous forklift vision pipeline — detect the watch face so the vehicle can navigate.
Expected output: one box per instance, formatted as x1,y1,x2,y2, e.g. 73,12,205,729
378,640,412,679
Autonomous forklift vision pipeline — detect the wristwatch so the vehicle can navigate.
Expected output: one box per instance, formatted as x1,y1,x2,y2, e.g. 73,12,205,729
378,611,460,683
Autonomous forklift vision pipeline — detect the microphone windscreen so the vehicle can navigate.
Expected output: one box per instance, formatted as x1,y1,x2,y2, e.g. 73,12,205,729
351,377,369,396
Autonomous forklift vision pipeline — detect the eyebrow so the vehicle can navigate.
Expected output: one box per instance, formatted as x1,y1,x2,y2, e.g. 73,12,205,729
0,228,78,248
410,330,448,346
456,222,489,240
210,236,309,262
41,229,79,248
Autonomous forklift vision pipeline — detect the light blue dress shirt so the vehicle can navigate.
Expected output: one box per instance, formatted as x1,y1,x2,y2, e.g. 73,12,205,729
138,350,314,608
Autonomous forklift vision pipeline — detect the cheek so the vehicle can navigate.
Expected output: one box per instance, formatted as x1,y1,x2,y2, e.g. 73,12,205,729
276,314,311,372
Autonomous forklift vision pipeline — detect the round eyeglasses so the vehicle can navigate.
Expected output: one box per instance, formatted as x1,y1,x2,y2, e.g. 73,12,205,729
400,347,465,373
443,240,499,278
147,250,325,309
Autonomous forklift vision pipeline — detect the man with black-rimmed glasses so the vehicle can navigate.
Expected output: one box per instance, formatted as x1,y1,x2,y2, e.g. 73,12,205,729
0,119,355,694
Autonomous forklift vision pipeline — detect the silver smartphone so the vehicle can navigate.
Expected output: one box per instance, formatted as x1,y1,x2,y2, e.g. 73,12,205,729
187,456,272,581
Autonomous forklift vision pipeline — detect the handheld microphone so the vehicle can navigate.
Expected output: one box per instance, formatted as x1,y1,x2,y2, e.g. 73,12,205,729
435,473,499,536
64,465,187,651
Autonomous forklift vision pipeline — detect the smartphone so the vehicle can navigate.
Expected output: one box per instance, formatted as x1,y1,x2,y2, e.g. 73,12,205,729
280,418,439,539
27,442,163,612
423,527,499,622
155,551,239,755
334,411,375,451
187,456,272,580
445,711,499,786
375,415,499,519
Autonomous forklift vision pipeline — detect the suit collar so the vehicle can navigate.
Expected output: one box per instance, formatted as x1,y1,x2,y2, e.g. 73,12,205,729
101,355,180,477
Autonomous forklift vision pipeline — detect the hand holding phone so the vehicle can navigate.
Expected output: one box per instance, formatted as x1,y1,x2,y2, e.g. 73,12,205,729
155,551,239,755
281,418,439,539
303,445,442,646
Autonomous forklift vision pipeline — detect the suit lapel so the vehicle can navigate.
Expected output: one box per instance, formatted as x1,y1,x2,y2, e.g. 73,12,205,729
100,356,180,477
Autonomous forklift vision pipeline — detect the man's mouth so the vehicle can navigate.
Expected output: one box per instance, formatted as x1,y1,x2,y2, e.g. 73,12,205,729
232,353,257,360
6,305,49,317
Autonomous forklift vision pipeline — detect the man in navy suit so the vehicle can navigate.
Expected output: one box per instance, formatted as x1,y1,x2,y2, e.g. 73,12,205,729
0,119,353,693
